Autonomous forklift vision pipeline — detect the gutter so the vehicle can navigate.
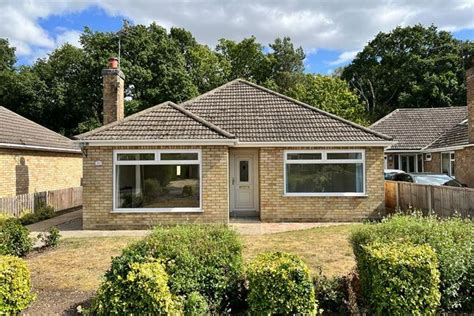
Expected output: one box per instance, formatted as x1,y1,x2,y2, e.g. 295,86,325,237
0,143,81,154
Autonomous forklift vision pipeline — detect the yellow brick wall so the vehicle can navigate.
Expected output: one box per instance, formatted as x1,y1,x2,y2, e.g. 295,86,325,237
259,147,386,222
82,146,229,229
0,148,82,197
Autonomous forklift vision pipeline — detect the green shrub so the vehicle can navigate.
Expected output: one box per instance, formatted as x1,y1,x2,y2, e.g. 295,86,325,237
19,204,55,225
38,226,61,248
0,219,32,257
350,214,473,312
90,260,179,315
0,214,11,227
184,291,209,316
314,273,349,315
357,242,441,315
101,225,243,312
0,255,35,313
247,252,317,315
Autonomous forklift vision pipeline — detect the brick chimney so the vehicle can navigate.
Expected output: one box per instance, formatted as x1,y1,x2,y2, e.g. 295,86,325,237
102,57,124,125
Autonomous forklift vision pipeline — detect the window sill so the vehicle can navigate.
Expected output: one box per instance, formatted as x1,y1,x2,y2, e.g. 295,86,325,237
283,193,368,198
111,209,203,213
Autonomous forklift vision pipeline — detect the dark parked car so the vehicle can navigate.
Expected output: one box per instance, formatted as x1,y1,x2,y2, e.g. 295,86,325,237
392,173,467,187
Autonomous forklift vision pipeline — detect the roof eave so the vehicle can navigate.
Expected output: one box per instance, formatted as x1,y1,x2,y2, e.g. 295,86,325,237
75,139,238,146
0,142,81,154
234,141,395,147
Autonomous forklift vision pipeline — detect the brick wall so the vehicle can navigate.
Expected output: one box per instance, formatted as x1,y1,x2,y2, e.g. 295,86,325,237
82,146,229,229
424,152,441,173
453,147,474,187
0,148,82,197
259,147,386,222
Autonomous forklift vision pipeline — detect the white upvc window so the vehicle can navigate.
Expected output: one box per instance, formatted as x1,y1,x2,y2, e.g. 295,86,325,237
441,151,455,177
113,149,202,212
283,149,366,197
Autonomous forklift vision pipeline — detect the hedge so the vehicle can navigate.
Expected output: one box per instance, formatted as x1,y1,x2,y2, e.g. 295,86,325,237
96,225,243,312
0,218,32,257
350,214,473,312
358,242,440,315
0,255,35,313
247,252,317,315
90,260,179,315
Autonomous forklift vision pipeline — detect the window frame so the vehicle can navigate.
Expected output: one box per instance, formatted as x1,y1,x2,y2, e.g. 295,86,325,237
283,149,366,197
112,149,202,213
440,151,455,178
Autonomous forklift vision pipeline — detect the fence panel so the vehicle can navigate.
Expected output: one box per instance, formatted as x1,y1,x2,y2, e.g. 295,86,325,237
385,181,474,218
0,186,82,217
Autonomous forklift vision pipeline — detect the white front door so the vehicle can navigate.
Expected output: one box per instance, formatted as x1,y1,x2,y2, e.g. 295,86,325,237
230,151,258,212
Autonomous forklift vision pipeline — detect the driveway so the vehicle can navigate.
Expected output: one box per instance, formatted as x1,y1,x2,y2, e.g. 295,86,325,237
27,208,353,237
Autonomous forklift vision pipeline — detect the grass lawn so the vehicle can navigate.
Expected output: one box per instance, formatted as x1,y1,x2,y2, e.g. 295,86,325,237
26,224,357,295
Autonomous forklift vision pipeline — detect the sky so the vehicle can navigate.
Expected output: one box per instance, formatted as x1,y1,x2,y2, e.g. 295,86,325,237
1,0,473,74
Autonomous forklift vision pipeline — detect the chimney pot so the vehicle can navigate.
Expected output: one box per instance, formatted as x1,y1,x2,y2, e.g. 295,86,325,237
108,57,119,69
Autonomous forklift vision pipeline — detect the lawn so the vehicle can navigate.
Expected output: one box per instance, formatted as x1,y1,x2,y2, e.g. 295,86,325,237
25,224,356,313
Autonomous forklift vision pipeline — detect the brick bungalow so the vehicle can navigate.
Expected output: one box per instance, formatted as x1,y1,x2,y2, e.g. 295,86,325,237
76,58,393,229
0,106,82,197
371,62,474,187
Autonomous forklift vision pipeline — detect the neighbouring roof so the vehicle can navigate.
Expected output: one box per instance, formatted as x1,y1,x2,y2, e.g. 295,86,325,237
77,79,391,144
425,120,469,150
0,106,80,153
75,101,235,141
371,107,467,151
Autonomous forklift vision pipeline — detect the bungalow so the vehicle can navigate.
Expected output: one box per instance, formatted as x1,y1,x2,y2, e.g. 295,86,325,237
0,106,82,197
371,62,474,187
76,57,393,229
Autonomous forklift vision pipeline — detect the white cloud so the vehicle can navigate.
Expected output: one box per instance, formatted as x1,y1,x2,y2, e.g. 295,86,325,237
1,0,473,64
329,50,359,66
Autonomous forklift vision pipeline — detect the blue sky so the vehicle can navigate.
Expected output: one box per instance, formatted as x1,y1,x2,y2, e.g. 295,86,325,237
4,2,474,74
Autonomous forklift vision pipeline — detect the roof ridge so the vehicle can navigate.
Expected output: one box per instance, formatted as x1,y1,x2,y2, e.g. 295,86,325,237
0,106,76,145
74,101,172,139
180,79,242,108
168,103,235,139
370,109,400,128
397,106,467,111
235,79,392,141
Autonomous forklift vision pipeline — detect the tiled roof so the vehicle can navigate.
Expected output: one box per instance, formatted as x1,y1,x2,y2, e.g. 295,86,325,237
371,107,467,151
425,121,469,150
0,106,80,153
181,79,391,142
77,79,391,143
76,102,234,141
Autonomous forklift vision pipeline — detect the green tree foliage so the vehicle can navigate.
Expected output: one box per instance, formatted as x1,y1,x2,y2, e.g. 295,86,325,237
287,74,369,125
0,39,15,72
342,24,474,119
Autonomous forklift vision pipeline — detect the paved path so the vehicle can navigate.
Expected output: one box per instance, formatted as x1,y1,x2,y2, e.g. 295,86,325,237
27,209,353,237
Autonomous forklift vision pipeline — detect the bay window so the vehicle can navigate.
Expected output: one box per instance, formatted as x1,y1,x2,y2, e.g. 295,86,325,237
284,150,365,196
113,150,201,212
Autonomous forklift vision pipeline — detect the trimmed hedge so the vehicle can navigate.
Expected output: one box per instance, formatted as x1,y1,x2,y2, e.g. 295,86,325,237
0,219,32,257
358,242,441,315
0,255,35,313
247,252,317,315
350,214,473,312
184,291,210,316
91,260,179,315
96,225,243,312
314,274,349,314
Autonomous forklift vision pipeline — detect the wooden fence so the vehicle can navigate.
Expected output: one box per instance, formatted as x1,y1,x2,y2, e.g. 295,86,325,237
385,180,474,218
0,187,82,217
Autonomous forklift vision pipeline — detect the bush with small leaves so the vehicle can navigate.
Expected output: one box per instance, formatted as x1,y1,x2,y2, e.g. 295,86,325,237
357,242,441,315
90,260,179,315
0,219,32,256
247,252,317,315
38,226,61,248
0,255,35,313
184,291,209,316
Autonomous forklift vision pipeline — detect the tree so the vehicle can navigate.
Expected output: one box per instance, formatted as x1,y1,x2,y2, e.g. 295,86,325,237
216,36,271,83
0,38,15,72
288,74,369,125
342,25,474,119
266,37,305,93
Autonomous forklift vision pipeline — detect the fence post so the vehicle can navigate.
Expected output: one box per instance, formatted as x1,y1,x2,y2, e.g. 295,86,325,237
427,185,432,213
396,182,400,210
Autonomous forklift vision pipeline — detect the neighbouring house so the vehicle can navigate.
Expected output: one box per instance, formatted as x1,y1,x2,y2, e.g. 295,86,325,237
371,62,474,187
0,106,82,197
75,57,393,229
